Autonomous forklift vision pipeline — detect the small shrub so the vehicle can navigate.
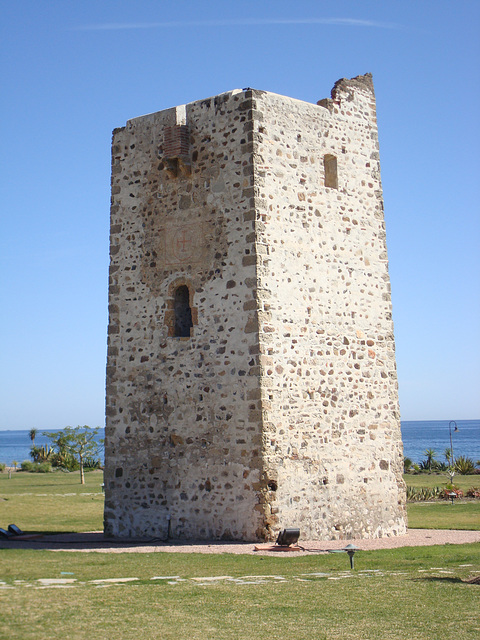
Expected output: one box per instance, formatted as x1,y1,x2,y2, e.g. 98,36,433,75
20,460,52,473
454,456,475,475
406,486,416,501
0,462,5,472
418,460,447,473
466,487,480,498
440,486,464,499
30,444,53,463
83,457,101,470
403,457,413,473
36,462,52,473
51,452,79,471
406,486,443,501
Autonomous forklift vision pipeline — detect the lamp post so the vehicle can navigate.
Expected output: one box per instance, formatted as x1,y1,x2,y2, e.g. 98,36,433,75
448,421,458,466
344,544,360,569
328,543,360,569
448,421,458,485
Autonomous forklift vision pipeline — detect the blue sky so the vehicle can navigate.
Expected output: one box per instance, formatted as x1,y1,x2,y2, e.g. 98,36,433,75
1,0,479,429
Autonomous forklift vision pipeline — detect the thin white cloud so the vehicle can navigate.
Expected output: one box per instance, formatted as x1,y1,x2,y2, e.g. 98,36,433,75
75,17,399,31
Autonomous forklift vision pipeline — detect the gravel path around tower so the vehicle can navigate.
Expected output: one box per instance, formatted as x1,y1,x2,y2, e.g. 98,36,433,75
1,529,479,554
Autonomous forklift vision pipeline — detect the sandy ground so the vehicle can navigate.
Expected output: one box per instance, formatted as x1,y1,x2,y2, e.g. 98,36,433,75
1,529,479,554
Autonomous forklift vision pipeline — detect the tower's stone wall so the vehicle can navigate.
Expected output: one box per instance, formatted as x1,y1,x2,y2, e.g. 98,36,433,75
252,79,405,538
104,75,406,541
105,90,268,539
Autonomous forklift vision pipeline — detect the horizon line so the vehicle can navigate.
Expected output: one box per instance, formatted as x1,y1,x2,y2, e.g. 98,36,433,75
3,418,480,431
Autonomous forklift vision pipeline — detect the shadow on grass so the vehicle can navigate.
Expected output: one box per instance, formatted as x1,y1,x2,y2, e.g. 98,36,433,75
414,576,472,585
0,531,163,550
0,532,264,552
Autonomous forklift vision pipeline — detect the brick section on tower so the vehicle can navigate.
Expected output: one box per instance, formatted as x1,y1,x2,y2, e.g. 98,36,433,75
163,124,190,158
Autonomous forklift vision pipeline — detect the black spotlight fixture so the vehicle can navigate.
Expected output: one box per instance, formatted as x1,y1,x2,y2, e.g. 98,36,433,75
276,528,300,547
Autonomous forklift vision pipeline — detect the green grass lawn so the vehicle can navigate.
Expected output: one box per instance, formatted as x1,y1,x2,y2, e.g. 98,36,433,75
1,545,479,640
0,469,104,533
1,471,479,639
404,473,479,491
407,501,480,530
403,473,480,530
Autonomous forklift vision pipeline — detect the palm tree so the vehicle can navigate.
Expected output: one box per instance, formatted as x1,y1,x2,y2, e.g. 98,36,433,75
424,448,437,472
29,428,38,446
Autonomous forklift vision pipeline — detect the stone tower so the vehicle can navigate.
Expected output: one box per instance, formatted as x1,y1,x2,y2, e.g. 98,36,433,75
104,74,407,541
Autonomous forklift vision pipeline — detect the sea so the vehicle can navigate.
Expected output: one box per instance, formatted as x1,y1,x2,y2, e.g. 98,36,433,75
0,429,106,467
0,420,478,467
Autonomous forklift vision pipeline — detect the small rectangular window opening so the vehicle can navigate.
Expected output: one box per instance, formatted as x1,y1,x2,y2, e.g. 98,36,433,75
174,285,193,338
324,154,338,189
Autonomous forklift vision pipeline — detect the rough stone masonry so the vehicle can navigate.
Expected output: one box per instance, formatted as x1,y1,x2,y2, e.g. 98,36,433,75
104,73,407,541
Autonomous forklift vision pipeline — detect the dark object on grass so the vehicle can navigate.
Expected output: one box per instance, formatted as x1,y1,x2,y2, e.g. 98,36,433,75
447,491,457,505
328,543,361,569
8,524,24,536
0,528,13,538
276,528,300,547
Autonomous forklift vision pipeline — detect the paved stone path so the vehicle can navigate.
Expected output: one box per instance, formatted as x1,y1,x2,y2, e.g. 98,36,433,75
2,564,478,591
